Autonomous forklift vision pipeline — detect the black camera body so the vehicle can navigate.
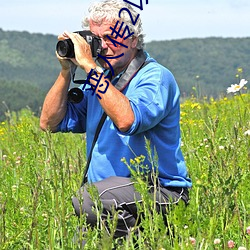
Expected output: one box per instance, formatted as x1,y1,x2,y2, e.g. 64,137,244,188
56,30,102,58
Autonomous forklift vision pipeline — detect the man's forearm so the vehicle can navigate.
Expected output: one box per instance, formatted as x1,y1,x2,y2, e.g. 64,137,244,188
95,77,135,132
40,70,71,132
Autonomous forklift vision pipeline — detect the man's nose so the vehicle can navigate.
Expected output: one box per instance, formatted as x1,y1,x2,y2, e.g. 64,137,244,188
101,38,109,49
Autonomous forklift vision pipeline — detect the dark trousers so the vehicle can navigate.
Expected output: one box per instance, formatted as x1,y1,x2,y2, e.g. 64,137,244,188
72,176,189,238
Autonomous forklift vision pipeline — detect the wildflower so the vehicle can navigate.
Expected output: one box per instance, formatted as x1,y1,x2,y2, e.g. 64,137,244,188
237,67,243,73
227,79,248,93
12,185,17,192
191,103,201,109
214,238,221,244
244,130,250,136
238,247,246,250
189,237,196,246
135,156,141,164
42,213,48,221
196,180,202,185
20,207,25,214
130,159,135,165
228,240,235,248
218,145,224,150
246,226,250,235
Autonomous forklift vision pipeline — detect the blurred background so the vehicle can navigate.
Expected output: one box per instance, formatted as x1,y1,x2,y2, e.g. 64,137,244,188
0,0,249,120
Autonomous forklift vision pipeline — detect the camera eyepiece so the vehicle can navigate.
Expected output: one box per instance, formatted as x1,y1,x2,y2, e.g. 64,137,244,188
56,30,102,58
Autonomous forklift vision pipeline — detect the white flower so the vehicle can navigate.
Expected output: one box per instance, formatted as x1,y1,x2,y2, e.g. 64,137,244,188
238,247,246,250
189,237,196,245
227,79,248,93
214,238,221,244
20,207,25,214
244,130,250,136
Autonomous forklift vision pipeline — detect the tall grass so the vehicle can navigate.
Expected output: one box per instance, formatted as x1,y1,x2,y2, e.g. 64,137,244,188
0,93,249,249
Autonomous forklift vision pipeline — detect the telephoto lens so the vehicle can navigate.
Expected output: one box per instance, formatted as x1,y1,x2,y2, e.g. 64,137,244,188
56,39,75,58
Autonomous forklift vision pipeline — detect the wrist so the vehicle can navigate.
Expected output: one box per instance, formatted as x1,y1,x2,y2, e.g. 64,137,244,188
85,63,97,75
88,65,104,76
60,68,71,79
78,58,96,74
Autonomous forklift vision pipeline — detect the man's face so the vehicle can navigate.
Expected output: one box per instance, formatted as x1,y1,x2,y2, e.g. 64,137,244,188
89,19,138,74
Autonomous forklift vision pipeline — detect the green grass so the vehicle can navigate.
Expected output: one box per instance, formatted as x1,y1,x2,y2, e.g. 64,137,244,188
0,93,249,249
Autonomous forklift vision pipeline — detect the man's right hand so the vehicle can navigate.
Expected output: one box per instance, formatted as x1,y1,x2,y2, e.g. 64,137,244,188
56,33,78,72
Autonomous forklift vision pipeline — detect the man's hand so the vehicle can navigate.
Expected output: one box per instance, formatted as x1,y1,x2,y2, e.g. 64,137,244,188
62,31,96,73
56,33,78,72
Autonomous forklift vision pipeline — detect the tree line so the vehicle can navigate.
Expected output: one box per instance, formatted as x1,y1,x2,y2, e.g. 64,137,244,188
0,28,249,120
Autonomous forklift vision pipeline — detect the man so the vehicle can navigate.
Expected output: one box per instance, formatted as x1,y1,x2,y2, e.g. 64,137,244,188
40,0,192,242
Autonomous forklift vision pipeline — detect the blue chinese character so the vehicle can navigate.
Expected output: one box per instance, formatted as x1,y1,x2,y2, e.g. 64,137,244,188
85,70,111,99
110,21,134,40
123,0,148,11
98,53,124,76
97,79,110,96
119,8,140,25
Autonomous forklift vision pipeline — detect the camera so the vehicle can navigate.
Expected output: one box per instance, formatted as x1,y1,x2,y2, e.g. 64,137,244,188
56,30,102,58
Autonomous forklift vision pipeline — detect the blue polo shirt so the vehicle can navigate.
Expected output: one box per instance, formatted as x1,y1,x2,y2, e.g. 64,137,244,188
57,53,192,188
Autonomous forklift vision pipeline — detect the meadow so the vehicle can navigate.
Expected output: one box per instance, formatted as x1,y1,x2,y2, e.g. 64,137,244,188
0,90,249,249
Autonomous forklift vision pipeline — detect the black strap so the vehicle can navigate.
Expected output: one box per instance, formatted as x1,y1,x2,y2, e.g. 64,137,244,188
81,112,107,186
115,49,147,91
81,50,150,186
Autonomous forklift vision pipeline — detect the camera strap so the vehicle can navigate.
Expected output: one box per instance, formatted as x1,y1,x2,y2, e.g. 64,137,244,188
81,50,150,186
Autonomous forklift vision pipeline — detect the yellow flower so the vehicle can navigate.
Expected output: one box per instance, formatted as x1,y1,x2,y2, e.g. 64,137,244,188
191,103,201,109
135,157,141,164
130,159,135,165
237,67,243,73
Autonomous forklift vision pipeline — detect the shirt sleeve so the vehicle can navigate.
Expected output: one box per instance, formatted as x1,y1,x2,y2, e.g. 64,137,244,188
119,63,180,135
56,89,88,133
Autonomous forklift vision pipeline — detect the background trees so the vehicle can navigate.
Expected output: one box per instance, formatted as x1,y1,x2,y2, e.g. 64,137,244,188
0,28,249,120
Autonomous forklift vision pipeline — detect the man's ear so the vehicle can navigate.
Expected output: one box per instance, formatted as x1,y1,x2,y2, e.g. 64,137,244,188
131,36,139,49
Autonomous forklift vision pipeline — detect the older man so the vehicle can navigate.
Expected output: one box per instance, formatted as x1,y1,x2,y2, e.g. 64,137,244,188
40,0,192,241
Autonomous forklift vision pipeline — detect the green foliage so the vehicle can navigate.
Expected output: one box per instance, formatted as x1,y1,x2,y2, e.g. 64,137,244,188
0,109,85,249
0,29,60,94
0,29,61,121
0,93,249,249
0,29,250,120
0,79,46,121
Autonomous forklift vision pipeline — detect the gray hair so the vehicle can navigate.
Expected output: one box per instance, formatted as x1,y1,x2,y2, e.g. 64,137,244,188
82,0,145,49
